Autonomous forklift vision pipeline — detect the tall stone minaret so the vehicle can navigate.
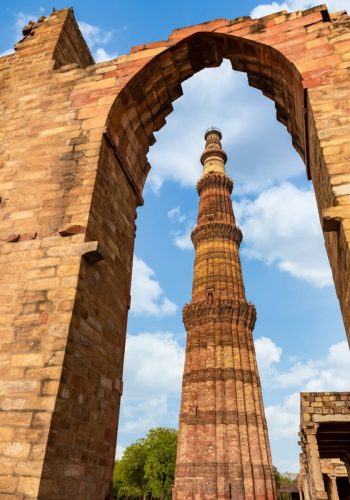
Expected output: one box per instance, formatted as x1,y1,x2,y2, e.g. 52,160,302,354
173,128,276,500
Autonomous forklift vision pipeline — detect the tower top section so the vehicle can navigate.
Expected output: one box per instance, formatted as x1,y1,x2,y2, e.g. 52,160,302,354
200,127,227,175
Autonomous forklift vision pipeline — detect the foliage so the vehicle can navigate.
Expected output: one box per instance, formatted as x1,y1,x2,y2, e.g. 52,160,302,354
274,466,298,489
273,466,282,490
113,427,178,499
113,440,148,498
280,471,298,486
274,466,299,500
144,427,178,500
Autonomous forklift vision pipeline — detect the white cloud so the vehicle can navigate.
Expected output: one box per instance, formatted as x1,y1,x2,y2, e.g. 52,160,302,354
0,10,44,54
173,226,193,250
168,206,186,223
78,21,117,64
277,362,319,388
234,182,332,287
325,0,350,9
120,332,184,434
167,207,194,250
14,12,39,38
256,337,350,446
2,12,117,63
304,341,350,391
255,336,282,372
147,60,304,195
94,47,118,63
116,444,125,459
123,333,184,398
78,21,113,48
265,392,300,439
122,396,169,434
256,337,350,391
130,256,177,316
251,0,349,18
251,2,290,17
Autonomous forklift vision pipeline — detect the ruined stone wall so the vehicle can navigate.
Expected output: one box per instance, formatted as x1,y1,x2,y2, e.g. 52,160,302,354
301,392,350,425
299,392,350,500
0,5,350,498
0,10,138,498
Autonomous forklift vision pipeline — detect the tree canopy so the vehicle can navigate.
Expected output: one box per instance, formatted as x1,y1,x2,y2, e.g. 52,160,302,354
113,427,178,499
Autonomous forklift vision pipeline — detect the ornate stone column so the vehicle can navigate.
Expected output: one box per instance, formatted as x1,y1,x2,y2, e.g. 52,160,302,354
304,425,327,500
328,475,339,500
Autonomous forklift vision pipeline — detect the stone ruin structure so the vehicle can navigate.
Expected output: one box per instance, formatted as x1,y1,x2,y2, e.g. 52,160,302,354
173,129,275,499
277,484,301,500
299,393,350,500
320,459,349,500
0,4,350,499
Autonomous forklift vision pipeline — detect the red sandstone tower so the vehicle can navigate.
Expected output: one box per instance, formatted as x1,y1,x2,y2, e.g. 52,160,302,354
173,129,276,500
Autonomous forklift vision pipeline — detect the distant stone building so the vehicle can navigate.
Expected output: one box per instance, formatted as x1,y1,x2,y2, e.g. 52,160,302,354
173,129,276,499
277,484,300,500
299,392,350,500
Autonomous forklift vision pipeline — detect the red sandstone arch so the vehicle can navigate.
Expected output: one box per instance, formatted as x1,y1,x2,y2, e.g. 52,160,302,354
103,30,306,196
80,5,349,339
0,6,350,498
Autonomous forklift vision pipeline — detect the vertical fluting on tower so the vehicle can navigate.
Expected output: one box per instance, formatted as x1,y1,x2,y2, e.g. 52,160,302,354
173,129,276,500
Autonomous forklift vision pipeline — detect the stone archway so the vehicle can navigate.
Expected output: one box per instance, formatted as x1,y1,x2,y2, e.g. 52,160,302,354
0,5,349,498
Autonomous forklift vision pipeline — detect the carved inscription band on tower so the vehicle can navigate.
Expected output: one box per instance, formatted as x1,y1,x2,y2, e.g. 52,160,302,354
173,129,276,500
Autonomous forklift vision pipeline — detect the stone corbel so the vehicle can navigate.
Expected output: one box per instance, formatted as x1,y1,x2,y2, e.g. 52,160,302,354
82,241,104,264
322,205,350,232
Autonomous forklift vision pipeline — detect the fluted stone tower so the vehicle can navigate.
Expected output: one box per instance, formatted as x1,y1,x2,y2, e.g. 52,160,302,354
173,129,276,500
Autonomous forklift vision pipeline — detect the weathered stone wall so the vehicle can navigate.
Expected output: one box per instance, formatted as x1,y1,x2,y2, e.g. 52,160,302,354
0,10,138,498
299,392,350,500
301,392,350,425
0,5,350,498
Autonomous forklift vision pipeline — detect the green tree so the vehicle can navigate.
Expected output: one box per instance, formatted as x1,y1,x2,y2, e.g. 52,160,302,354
113,461,123,498
273,465,282,491
113,439,149,499
113,427,178,499
281,472,298,486
274,466,299,500
144,428,178,500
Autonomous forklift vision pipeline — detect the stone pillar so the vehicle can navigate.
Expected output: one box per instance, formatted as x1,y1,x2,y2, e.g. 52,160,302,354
302,480,311,500
328,475,339,500
345,461,350,483
304,426,328,500
299,455,311,500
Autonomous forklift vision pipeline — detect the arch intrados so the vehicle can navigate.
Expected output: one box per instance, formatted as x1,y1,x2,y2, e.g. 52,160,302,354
105,30,306,195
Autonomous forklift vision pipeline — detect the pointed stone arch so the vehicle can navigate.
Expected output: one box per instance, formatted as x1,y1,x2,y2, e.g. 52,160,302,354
0,6,350,498
103,29,306,193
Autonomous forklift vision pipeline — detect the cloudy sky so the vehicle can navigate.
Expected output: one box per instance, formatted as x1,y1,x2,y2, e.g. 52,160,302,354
1,0,350,473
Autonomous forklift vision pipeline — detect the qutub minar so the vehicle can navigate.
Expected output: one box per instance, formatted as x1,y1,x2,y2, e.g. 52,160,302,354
173,128,276,499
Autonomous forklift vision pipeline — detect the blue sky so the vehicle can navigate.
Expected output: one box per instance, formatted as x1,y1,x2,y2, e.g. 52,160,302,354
1,0,350,474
